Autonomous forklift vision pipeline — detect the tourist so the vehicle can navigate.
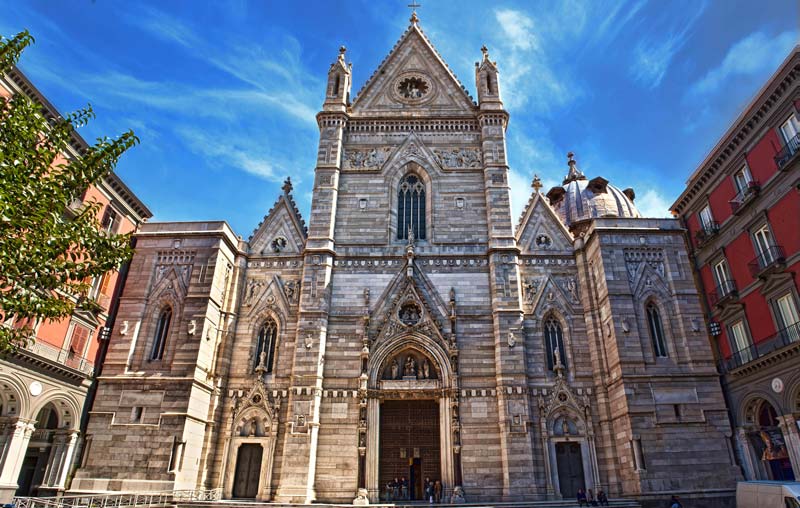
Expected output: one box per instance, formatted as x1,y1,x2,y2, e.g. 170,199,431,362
669,495,682,508
434,479,442,503
392,477,400,500
385,480,394,501
597,489,609,506
587,488,598,506
400,476,408,500
577,488,588,507
425,478,434,503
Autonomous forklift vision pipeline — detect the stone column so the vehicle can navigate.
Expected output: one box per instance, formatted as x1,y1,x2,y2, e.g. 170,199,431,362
778,414,800,477
0,419,35,503
736,427,757,480
365,398,380,502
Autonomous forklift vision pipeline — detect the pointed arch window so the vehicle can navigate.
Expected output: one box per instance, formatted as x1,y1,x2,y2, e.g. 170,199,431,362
397,173,426,241
255,319,278,373
646,302,668,357
544,317,567,371
150,307,172,360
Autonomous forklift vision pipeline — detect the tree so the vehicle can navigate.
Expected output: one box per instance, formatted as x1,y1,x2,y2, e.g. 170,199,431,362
0,30,138,352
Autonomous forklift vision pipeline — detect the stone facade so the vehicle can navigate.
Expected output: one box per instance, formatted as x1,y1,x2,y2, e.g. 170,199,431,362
72,16,741,507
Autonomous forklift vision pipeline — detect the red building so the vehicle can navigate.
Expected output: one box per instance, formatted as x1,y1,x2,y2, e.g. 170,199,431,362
671,46,800,483
0,67,151,501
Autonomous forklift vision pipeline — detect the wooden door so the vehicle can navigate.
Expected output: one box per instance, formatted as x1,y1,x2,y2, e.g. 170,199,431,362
233,443,263,498
556,442,585,498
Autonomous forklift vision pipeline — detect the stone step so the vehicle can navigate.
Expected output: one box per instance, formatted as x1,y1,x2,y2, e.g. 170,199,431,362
178,500,640,508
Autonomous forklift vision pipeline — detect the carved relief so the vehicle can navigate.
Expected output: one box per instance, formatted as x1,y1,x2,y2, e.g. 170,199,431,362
624,248,665,283
244,279,265,306
381,350,437,380
432,148,482,168
343,147,392,170
282,279,299,304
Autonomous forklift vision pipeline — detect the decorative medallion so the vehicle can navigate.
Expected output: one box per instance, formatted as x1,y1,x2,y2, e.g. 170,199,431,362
271,236,288,252
399,302,422,326
29,381,43,397
535,234,552,249
392,72,435,104
771,377,784,393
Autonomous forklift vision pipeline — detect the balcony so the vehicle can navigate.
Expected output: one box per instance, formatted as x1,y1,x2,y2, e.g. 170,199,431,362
774,132,800,170
729,181,760,215
748,245,786,278
709,279,738,307
20,339,94,375
723,321,800,372
694,222,720,246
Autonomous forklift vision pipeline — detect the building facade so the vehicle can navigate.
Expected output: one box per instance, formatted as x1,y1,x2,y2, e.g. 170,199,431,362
0,68,152,502
671,46,800,484
73,16,741,507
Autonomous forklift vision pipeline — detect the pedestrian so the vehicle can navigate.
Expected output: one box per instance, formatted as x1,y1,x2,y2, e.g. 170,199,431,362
434,479,442,503
400,476,408,500
392,477,400,501
577,488,588,507
669,495,682,508
425,478,434,503
597,489,609,506
587,488,598,506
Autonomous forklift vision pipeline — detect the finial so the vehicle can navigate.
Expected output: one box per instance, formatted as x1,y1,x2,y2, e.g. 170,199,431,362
532,174,542,193
408,1,421,23
339,45,347,55
563,151,586,184
481,45,489,59
282,177,293,194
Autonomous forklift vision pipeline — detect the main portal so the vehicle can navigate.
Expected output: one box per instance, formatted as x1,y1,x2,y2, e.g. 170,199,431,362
379,399,440,500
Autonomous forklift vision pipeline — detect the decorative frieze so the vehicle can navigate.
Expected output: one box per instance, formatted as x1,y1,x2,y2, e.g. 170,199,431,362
343,147,392,170
432,148,482,168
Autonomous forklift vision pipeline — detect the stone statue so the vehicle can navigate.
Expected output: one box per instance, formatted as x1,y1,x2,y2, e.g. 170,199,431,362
258,350,267,369
421,358,431,379
404,355,417,377
248,418,257,436
390,359,400,380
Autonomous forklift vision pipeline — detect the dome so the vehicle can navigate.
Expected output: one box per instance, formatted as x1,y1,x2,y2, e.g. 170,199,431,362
546,153,640,229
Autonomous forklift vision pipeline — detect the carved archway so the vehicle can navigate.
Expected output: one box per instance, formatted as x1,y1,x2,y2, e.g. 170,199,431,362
222,382,280,500
364,334,458,502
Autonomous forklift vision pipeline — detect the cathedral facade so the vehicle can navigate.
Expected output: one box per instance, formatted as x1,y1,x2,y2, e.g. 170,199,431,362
72,16,741,507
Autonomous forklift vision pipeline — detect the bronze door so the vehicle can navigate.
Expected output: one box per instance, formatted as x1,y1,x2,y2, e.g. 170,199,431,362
556,441,585,498
233,443,263,498
379,399,440,500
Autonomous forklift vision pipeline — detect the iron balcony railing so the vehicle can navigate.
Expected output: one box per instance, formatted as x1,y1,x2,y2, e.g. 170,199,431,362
729,181,760,214
695,221,720,245
748,245,785,278
709,279,738,307
21,339,94,375
13,488,222,508
723,321,800,372
775,132,800,169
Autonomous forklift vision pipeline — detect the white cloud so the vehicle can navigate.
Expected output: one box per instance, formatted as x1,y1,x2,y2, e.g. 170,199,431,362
630,2,706,88
689,30,798,97
495,9,538,51
635,188,672,218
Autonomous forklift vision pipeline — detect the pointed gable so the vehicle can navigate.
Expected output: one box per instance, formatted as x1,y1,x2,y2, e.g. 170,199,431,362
249,178,307,255
516,193,574,254
351,21,475,116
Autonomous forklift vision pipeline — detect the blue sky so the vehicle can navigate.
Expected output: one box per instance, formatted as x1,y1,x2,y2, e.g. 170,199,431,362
2,0,797,235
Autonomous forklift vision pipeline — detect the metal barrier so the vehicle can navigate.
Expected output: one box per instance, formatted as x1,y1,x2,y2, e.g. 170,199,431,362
13,489,222,508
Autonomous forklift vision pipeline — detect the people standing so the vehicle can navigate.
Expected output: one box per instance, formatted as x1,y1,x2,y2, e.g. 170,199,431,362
433,479,442,503
392,477,400,501
400,476,408,500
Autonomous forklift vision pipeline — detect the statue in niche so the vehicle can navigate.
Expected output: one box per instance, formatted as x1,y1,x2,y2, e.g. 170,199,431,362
404,355,417,377
421,358,431,379
390,359,400,380
248,418,257,437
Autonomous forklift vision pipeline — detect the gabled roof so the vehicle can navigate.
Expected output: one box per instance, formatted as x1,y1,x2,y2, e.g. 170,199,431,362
248,178,307,255
350,16,476,110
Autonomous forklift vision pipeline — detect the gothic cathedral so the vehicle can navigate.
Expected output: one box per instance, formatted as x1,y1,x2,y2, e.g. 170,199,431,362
72,14,741,507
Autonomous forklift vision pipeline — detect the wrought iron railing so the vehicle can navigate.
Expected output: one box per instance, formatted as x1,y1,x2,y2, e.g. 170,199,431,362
695,221,719,245
729,181,760,213
13,489,222,508
748,245,785,277
775,132,800,169
20,339,94,375
723,321,800,371
709,279,738,306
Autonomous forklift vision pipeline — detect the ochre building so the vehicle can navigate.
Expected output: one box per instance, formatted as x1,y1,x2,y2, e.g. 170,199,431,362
72,16,741,508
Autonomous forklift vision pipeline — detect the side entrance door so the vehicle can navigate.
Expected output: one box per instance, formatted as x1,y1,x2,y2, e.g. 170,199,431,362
556,441,585,498
233,443,263,498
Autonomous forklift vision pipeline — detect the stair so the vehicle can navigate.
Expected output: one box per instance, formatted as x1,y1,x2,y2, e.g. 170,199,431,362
178,500,640,508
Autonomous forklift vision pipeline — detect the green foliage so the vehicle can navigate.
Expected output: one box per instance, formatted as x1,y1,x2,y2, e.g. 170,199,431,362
0,30,138,352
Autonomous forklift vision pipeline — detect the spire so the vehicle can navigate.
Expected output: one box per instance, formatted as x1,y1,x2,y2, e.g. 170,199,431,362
563,151,586,184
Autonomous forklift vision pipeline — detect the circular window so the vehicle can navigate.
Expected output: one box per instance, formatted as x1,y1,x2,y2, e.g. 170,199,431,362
535,234,552,249
399,302,422,326
392,72,435,104
271,236,288,252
